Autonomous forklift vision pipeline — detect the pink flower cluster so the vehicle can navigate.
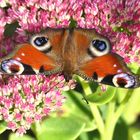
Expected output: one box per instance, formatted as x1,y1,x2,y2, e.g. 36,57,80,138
0,74,75,135
0,0,140,64
0,0,139,135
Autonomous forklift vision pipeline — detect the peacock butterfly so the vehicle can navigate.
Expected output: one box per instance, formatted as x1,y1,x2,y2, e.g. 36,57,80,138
0,28,139,88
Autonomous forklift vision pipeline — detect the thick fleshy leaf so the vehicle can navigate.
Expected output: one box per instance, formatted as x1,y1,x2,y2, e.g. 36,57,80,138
78,130,100,140
63,90,96,132
31,89,96,140
127,63,140,74
121,87,140,124
133,132,140,140
9,133,34,140
0,121,7,134
85,86,116,105
36,116,85,140
113,119,128,140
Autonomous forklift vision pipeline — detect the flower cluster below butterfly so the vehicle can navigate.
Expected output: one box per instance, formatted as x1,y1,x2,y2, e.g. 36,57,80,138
0,28,139,88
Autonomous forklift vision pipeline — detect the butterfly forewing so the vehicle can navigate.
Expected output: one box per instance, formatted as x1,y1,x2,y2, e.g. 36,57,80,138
0,29,67,75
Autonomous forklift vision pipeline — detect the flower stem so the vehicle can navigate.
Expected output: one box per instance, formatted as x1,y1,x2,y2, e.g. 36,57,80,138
101,90,133,140
31,122,42,140
114,90,133,123
101,101,116,140
80,79,105,135
89,103,105,135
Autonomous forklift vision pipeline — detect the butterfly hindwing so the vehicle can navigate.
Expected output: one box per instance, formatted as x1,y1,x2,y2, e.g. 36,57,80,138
78,53,139,88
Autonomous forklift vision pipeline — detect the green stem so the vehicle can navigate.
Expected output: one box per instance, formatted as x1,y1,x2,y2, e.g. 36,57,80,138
101,90,133,140
31,122,42,140
80,79,105,135
89,103,105,135
101,101,116,140
114,90,133,123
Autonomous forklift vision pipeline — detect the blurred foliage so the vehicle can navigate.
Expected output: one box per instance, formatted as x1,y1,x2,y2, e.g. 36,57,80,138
4,22,19,37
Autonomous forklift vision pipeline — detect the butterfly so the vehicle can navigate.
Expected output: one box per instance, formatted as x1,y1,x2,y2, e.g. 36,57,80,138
0,28,139,88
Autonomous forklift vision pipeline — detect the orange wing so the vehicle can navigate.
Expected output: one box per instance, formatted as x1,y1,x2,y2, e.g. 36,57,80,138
0,44,60,75
78,54,139,88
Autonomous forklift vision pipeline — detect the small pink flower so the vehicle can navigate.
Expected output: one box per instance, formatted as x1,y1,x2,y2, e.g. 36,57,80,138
0,75,75,135
43,108,51,115
26,116,33,124
16,126,26,136
7,121,17,131
45,97,52,104
15,113,22,121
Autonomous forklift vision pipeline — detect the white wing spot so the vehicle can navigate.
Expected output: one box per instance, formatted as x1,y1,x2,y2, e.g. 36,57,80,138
16,57,21,61
117,69,122,73
21,53,25,56
113,64,117,67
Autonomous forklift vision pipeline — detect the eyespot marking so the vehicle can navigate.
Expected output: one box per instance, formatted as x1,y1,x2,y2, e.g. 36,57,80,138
1,59,24,74
34,36,48,46
31,34,51,53
88,39,111,57
92,40,107,52
113,73,136,88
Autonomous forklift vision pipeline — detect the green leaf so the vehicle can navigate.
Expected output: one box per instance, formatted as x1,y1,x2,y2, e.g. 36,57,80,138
69,19,77,28
127,63,140,74
113,119,128,140
77,130,100,140
85,86,116,105
4,21,19,37
9,133,35,140
31,89,96,140
0,121,7,134
63,90,96,132
36,116,85,140
112,26,131,35
132,131,140,140
122,87,140,124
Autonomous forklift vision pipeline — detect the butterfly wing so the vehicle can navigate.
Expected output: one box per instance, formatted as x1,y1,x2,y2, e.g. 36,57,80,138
79,53,140,88
73,29,139,88
0,29,67,75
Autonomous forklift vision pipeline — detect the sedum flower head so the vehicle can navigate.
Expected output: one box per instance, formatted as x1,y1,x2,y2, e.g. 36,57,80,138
0,0,140,135
0,74,75,135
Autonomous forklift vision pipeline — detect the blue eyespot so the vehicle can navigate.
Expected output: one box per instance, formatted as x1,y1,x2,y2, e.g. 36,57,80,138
92,40,107,52
34,36,48,46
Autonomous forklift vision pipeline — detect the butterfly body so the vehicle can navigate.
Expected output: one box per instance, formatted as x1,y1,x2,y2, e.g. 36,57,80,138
0,28,139,88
